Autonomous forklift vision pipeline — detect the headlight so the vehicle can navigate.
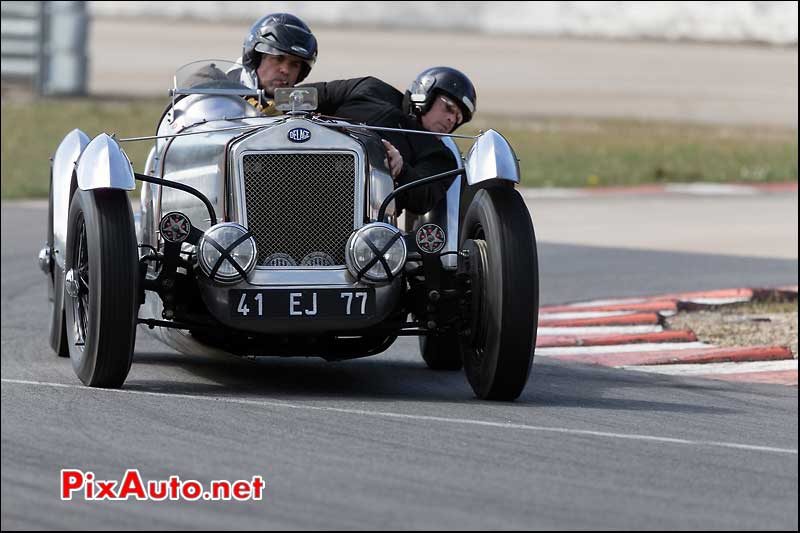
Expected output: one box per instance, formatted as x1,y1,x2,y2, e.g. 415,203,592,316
345,222,406,283
197,223,257,283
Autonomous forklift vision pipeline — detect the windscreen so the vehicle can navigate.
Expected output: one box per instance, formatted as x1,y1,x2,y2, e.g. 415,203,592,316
172,60,254,91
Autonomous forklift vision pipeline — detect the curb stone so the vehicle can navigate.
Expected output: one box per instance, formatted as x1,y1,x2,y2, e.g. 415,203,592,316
537,286,798,386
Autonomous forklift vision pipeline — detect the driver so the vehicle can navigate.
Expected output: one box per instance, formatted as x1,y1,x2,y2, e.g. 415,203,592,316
230,14,479,215
226,12,408,183
306,67,477,215
228,13,319,115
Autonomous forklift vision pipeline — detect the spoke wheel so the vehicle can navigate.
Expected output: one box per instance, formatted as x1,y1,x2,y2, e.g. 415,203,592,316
71,217,90,349
65,189,139,388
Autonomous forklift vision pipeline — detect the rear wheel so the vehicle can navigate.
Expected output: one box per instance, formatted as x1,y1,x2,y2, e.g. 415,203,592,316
459,187,539,400
419,333,463,370
64,189,139,387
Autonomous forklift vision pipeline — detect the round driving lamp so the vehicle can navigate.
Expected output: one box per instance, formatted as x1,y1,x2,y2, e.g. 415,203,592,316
197,223,257,283
345,222,407,283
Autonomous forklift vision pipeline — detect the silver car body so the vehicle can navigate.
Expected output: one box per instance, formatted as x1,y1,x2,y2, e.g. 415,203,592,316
137,91,402,353
51,61,522,359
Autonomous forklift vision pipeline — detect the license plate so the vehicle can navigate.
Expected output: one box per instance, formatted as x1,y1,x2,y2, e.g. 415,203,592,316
229,289,375,319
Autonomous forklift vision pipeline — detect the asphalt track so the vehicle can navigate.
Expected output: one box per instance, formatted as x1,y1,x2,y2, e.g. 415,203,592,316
1,195,797,529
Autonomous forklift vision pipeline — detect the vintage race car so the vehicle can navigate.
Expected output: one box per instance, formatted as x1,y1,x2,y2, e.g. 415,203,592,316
41,60,539,400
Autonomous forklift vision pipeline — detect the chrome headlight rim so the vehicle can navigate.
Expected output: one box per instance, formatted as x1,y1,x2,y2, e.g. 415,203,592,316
197,222,258,284
345,222,407,283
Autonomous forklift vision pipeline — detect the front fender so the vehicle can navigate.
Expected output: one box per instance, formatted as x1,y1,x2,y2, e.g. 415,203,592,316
76,133,136,192
464,129,520,186
52,128,90,271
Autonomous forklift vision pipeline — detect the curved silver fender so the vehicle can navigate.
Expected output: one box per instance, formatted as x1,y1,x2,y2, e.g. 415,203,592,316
76,133,136,192
464,129,520,186
52,128,91,271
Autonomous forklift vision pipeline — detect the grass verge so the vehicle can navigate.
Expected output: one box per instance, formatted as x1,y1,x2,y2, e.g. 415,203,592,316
666,298,798,358
1,97,162,199
2,96,797,199
459,115,797,188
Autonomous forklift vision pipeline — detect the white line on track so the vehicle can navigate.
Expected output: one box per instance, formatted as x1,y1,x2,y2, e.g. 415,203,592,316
538,325,664,335
535,341,711,356
2,378,796,455
622,359,798,376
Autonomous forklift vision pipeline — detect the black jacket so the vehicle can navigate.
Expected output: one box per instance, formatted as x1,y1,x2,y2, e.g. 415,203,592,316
304,77,457,214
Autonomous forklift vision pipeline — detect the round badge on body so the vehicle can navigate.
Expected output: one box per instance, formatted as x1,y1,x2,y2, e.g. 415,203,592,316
416,224,446,254
159,212,192,243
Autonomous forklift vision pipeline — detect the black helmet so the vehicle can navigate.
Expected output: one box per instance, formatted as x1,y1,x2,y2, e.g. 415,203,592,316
241,13,318,83
406,66,477,125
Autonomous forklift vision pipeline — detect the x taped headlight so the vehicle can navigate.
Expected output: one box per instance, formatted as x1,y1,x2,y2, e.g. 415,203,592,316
197,223,257,284
345,222,407,283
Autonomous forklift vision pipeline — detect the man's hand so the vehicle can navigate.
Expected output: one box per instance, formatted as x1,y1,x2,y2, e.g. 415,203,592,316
382,139,403,179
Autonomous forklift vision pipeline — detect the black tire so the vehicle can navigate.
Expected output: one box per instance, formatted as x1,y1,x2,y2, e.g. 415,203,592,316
419,333,463,370
64,189,139,387
47,173,69,357
459,187,539,401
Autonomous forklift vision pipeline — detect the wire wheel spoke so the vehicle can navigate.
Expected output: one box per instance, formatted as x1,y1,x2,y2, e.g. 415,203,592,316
77,266,90,294
72,218,89,348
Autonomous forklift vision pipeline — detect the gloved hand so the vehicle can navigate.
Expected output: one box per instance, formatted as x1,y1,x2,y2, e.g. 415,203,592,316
245,97,282,116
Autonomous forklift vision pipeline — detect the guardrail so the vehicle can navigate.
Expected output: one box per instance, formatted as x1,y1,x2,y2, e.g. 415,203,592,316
1,0,88,95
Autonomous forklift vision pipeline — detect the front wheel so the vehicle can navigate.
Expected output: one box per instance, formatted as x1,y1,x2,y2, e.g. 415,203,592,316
459,187,539,401
64,189,139,387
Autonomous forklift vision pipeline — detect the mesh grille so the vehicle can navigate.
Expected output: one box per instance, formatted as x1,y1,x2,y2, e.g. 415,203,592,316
242,153,356,266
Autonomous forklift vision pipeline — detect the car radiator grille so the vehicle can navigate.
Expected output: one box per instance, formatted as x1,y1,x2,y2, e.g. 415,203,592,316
242,152,356,266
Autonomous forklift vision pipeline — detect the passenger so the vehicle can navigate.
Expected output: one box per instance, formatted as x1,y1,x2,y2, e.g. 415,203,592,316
305,67,477,215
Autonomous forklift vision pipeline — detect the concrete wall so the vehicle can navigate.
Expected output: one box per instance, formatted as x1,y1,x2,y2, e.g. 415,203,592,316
88,1,798,46
2,1,88,95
